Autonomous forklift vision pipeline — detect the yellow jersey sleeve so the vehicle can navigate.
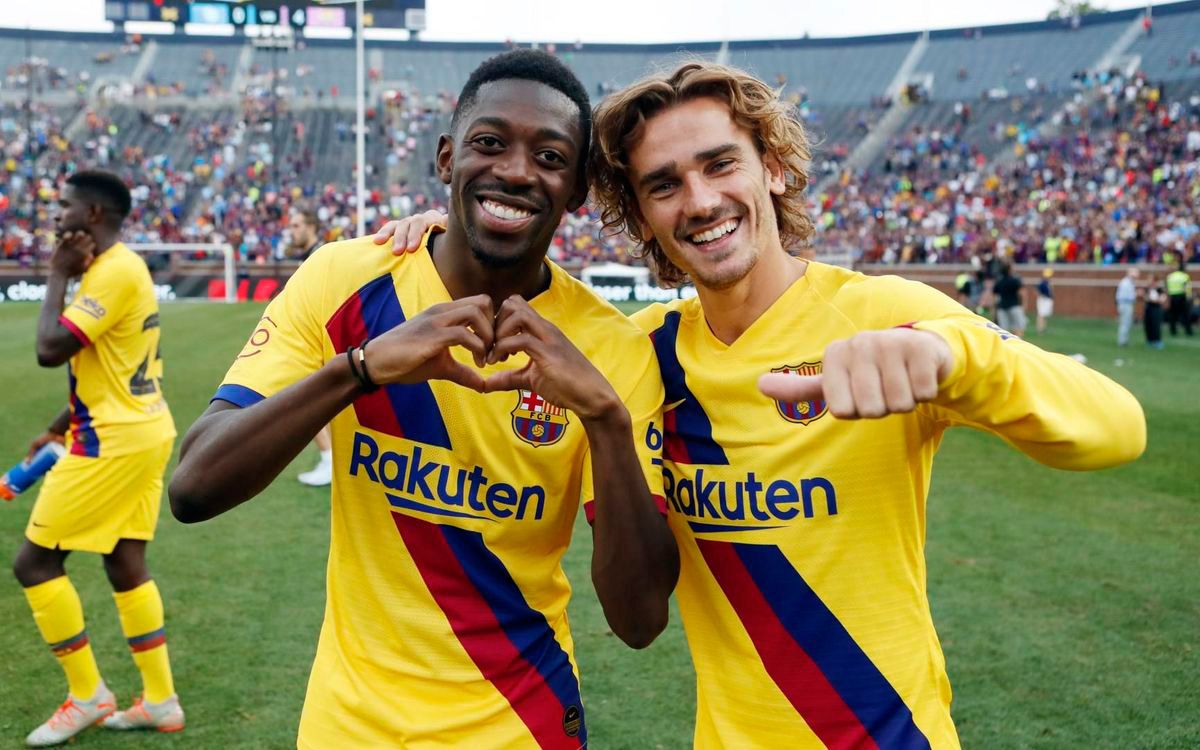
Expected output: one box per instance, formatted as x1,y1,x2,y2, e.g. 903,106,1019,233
828,271,1145,471
214,250,329,407
914,314,1146,470
60,250,136,346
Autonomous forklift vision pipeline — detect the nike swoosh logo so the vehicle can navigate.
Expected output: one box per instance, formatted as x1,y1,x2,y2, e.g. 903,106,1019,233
31,522,48,528
665,398,686,412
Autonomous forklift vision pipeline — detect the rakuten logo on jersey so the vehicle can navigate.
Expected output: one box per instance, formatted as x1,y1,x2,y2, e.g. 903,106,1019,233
349,432,548,522
661,464,838,533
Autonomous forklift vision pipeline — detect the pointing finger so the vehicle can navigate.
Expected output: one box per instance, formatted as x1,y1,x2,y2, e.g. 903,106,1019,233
758,373,825,404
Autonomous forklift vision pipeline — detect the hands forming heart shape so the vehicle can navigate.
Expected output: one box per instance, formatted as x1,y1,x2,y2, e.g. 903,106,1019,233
361,294,622,422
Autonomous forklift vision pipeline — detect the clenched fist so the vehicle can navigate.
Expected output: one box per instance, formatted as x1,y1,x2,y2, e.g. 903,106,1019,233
758,327,953,419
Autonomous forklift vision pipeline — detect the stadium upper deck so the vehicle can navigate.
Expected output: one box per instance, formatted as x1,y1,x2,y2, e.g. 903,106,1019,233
0,1,1196,269
2,1,1198,104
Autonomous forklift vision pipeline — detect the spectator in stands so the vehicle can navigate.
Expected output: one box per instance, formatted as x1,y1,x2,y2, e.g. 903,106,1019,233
1116,267,1140,346
993,263,1027,336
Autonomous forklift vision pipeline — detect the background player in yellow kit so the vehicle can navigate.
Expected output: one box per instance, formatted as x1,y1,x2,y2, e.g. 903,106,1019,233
13,170,182,746
380,61,1147,749
169,51,677,749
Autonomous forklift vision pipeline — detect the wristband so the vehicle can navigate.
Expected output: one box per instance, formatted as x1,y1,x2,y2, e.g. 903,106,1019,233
346,345,378,393
357,339,379,390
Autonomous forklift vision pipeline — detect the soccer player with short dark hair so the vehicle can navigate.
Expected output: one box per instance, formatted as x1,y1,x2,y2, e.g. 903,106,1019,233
170,50,677,748
16,169,184,746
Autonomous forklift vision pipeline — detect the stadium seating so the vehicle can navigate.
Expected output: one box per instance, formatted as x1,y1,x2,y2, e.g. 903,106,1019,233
916,21,1128,101
1128,5,1200,81
0,2,1197,269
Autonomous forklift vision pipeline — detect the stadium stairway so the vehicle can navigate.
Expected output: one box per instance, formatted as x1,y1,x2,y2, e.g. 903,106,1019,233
130,40,158,88
817,33,929,186
992,13,1147,167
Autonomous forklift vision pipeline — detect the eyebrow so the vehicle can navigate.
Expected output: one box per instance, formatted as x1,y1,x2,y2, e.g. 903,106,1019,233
468,116,575,147
637,143,741,189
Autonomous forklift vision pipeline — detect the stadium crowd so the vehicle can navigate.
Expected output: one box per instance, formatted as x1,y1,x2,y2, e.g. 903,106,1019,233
816,71,1200,268
1,44,1198,272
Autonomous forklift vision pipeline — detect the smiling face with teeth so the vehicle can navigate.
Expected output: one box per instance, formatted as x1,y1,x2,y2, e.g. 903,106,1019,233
437,78,587,272
627,97,788,292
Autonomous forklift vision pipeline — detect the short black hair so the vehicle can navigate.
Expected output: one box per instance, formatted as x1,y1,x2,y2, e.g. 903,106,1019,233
65,170,132,226
452,49,591,161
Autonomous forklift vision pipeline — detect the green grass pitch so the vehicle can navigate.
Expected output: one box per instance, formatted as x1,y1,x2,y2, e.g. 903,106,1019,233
0,301,1196,748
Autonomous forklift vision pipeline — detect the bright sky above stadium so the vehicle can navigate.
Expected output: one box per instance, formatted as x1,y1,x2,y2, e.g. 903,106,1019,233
0,0,1152,42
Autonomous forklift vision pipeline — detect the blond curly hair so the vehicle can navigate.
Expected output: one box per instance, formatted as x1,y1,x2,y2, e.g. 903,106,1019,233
590,61,815,286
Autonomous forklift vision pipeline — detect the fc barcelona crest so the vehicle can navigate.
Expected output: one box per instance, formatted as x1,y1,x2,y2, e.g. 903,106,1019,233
511,389,569,447
771,363,829,426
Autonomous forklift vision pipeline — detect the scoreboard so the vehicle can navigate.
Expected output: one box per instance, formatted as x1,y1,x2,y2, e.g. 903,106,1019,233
103,1,425,29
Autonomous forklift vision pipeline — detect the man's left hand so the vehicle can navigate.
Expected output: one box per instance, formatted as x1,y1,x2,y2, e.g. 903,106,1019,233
482,296,622,422
758,328,954,419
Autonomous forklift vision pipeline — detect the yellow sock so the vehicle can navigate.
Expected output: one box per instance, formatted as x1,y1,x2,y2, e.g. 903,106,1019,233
23,576,102,700
113,580,175,703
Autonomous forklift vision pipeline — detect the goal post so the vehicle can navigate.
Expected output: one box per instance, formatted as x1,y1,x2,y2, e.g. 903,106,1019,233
127,243,237,303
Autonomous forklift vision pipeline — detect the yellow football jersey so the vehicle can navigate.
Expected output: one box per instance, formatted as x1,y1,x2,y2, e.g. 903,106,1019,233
214,230,664,749
58,242,175,458
632,262,1144,749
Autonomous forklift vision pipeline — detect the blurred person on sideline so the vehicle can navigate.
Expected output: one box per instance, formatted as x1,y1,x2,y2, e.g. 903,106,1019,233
1143,274,1165,349
285,209,335,486
1035,268,1054,334
992,263,1027,337
1165,259,1193,337
1116,267,1139,346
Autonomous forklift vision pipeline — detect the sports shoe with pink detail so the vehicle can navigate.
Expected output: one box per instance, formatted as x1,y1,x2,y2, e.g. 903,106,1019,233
25,681,117,747
102,693,185,733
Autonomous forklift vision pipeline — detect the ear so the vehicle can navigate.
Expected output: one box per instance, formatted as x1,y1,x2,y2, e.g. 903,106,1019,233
761,150,787,196
435,133,454,185
566,164,588,212
87,202,106,226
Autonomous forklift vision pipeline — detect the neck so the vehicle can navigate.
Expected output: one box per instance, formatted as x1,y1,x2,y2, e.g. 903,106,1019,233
432,222,550,309
696,248,807,345
92,230,119,256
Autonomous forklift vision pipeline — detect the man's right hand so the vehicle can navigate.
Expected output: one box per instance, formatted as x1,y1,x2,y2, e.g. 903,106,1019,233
362,295,494,392
372,211,448,255
50,230,96,277
27,431,65,461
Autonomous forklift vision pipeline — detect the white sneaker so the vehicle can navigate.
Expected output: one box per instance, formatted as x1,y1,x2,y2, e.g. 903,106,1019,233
26,682,117,747
298,458,332,486
102,693,185,733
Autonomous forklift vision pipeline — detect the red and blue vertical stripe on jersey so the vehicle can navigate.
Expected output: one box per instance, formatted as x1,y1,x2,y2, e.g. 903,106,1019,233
326,273,452,449
393,512,586,749
67,365,100,457
697,539,930,750
649,311,728,466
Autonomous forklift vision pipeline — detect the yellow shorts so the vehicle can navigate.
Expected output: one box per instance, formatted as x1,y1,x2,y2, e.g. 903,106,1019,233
25,439,174,554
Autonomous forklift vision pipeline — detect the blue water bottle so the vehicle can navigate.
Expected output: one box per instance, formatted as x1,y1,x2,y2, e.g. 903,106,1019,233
0,442,66,501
